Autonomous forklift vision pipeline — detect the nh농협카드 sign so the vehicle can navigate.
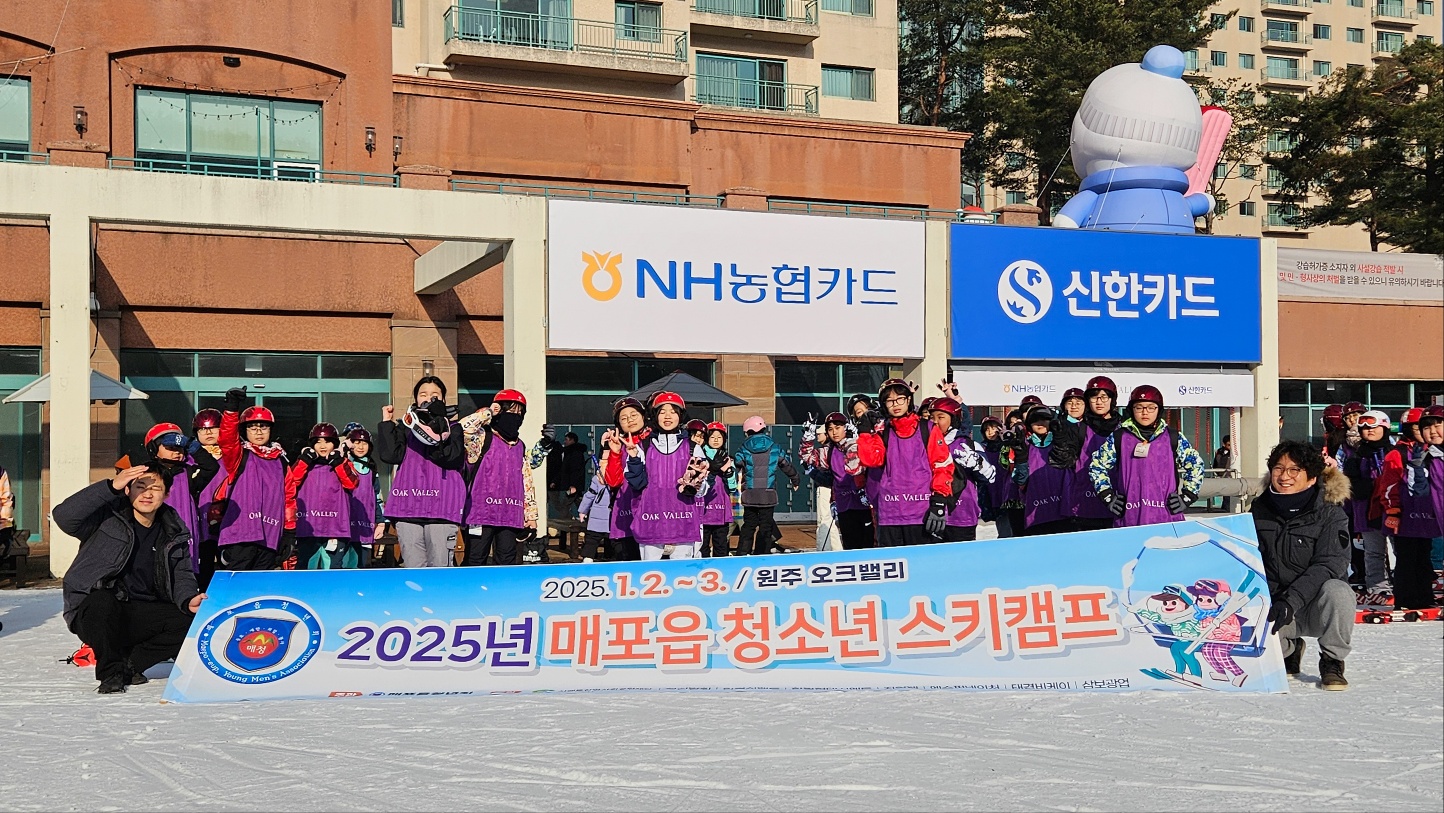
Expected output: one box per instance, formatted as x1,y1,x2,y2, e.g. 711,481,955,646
162,515,1289,703
546,199,925,358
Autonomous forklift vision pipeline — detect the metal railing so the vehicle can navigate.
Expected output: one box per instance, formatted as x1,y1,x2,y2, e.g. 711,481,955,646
450,179,722,207
1262,0,1312,10
693,75,818,115
767,198,998,222
1371,40,1406,54
1260,66,1305,81
444,5,688,62
0,149,48,165
1262,29,1312,45
1371,2,1418,18
691,0,818,24
107,156,399,186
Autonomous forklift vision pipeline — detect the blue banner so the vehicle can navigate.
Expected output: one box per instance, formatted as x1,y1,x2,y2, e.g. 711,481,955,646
163,515,1288,703
949,224,1262,363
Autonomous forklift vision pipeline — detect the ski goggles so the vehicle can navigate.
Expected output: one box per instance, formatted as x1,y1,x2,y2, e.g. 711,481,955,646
153,431,189,451
1356,413,1389,429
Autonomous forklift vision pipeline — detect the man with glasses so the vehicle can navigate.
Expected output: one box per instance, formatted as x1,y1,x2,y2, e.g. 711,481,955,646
1251,440,1353,690
1087,384,1205,528
53,463,207,694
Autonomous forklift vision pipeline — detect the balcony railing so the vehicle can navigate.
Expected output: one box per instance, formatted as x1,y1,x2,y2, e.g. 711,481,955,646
691,0,818,24
1262,30,1312,45
1371,39,1405,54
107,156,399,186
693,75,818,115
1372,2,1418,18
444,6,688,62
0,149,49,165
451,179,722,207
768,199,999,223
1261,0,1312,10
1260,66,1306,82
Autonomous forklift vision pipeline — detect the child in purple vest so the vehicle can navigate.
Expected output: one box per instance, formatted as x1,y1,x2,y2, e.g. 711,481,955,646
857,379,954,547
214,387,287,571
699,422,738,556
459,388,538,566
342,425,386,566
623,391,708,561
1379,406,1443,610
1009,406,1073,536
1053,376,1121,532
929,395,996,542
1087,384,1205,529
602,397,650,562
804,412,875,550
285,423,362,570
141,422,220,574
189,409,226,588
376,376,467,568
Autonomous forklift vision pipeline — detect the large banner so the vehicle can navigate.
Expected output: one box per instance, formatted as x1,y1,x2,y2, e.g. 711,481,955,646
950,369,1255,407
1277,247,1443,303
950,224,1262,363
163,515,1287,703
546,200,925,358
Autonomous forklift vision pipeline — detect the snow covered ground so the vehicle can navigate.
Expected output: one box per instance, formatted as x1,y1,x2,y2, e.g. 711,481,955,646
2,587,1440,812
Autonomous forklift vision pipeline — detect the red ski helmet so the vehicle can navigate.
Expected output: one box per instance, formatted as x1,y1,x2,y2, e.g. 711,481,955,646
347,426,373,445
878,378,914,405
1128,385,1164,409
1322,403,1346,431
1421,405,1444,426
239,405,275,426
309,422,340,441
823,412,848,425
1061,388,1086,405
705,421,728,434
1399,407,1424,428
930,397,963,419
1343,401,1366,417
192,409,223,430
685,419,708,434
1085,375,1118,398
918,397,938,416
144,423,187,453
613,397,644,418
650,391,686,411
1019,394,1045,409
980,415,1004,430
493,389,527,409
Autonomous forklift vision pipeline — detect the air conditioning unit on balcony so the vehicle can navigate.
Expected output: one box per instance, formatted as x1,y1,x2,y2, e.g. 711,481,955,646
273,161,321,182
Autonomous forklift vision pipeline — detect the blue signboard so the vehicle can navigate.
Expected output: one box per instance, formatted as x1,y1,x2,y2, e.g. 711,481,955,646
949,225,1262,363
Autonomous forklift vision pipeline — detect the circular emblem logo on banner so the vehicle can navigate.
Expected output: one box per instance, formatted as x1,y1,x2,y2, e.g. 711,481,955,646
197,597,323,685
581,251,624,301
997,260,1052,324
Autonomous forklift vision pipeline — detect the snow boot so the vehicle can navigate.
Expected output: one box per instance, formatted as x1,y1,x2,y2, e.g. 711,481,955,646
1283,639,1304,675
1319,656,1348,691
97,675,127,694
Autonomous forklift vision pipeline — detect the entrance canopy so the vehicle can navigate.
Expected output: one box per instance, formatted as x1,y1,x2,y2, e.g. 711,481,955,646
2,370,148,404
627,371,746,409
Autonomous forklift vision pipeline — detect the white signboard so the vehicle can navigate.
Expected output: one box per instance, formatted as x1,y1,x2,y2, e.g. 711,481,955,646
1277,248,1443,302
547,200,925,357
950,370,1256,408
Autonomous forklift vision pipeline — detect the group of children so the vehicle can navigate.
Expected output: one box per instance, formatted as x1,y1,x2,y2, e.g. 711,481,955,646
1321,401,1444,610
125,371,1228,580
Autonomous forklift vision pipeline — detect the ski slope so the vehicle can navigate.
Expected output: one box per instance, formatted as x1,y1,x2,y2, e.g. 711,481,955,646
2,587,1440,811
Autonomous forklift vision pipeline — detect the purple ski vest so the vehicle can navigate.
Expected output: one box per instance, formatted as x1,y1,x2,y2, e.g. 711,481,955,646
1346,446,1389,531
385,431,466,524
609,478,636,540
166,460,203,572
294,464,353,539
946,437,981,528
866,428,932,526
1115,428,1182,528
1399,452,1444,538
349,466,377,543
632,438,702,546
1069,425,1112,520
217,454,285,549
197,457,227,543
982,446,1013,510
701,460,733,526
465,434,527,528
1022,441,1068,528
828,446,867,514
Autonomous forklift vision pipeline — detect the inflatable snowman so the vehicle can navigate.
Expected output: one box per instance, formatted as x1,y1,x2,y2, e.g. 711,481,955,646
1054,45,1214,234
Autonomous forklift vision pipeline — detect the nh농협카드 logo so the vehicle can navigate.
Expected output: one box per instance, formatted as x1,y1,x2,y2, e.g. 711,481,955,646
998,260,1052,324
197,597,323,684
581,251,624,301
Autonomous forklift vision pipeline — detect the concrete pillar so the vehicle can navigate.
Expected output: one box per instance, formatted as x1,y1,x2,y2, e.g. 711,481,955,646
91,311,123,482
503,210,549,532
903,219,951,393
992,204,1042,227
722,187,768,212
717,355,775,424
48,212,92,576
389,319,458,410
397,165,452,192
1239,238,1280,486
45,141,108,169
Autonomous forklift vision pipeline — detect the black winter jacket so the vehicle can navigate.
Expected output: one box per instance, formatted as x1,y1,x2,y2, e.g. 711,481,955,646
1250,466,1351,614
375,419,466,471
55,479,201,632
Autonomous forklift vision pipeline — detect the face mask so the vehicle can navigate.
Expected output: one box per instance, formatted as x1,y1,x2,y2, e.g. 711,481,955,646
493,411,524,441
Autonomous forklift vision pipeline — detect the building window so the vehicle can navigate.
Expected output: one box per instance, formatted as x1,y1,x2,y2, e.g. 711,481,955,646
1185,49,1200,71
821,0,873,15
696,54,795,112
1238,201,1257,216
822,66,876,101
0,77,30,157
775,362,890,424
1211,12,1228,28
1279,380,1444,445
1419,34,1434,43
615,1,662,41
1346,27,1365,42
1266,19,1301,43
1265,56,1300,80
1211,50,1228,67
133,88,322,178
1267,202,1301,227
1420,0,1435,14
392,0,404,25
1005,189,1029,205
1376,31,1405,53
1003,151,1027,171
1267,130,1298,153
1239,53,1256,69
1313,60,1333,76
1238,15,1255,31
529,356,715,424
1313,23,1332,39
1348,0,1363,6
1240,164,1258,179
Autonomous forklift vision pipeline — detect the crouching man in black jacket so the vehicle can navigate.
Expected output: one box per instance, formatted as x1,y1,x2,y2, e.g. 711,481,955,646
55,463,207,694
1251,440,1353,690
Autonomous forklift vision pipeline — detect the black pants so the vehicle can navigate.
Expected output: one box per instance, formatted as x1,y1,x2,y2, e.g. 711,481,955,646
1024,519,1074,537
701,523,731,557
1393,536,1439,609
1349,539,1367,585
940,525,977,542
72,590,190,684
738,506,775,556
577,530,608,560
876,524,930,547
466,526,521,566
836,509,876,550
1072,517,1114,533
219,541,278,571
610,536,641,561
196,538,219,591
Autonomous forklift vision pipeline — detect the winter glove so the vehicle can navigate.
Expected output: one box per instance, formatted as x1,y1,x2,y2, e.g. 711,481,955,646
300,447,319,465
1267,599,1295,633
326,451,344,468
1099,489,1127,518
278,530,297,562
1166,491,1187,515
224,386,248,413
424,397,449,421
924,494,949,537
954,444,982,471
541,423,557,441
